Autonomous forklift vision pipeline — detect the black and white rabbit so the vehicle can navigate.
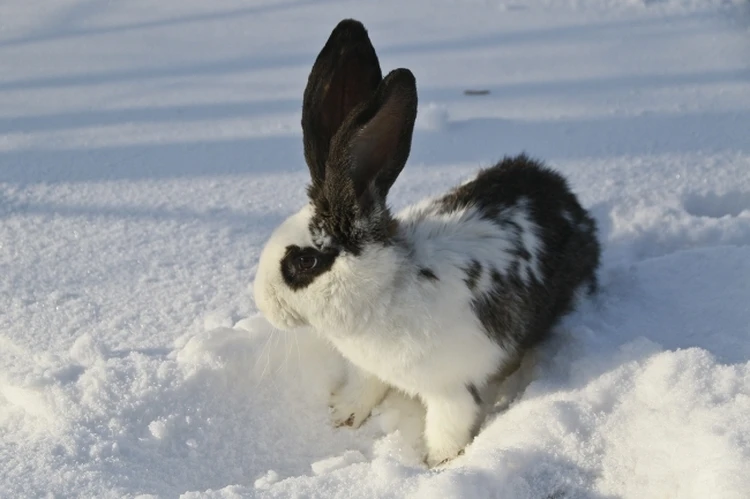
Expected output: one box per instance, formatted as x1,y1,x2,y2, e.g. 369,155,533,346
254,19,601,467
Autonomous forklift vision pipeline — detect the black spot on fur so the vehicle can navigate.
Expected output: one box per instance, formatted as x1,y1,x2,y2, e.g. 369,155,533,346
490,268,503,284
511,247,532,261
280,245,339,290
467,384,482,405
419,267,438,281
438,154,601,351
463,259,482,290
500,218,522,235
469,268,525,351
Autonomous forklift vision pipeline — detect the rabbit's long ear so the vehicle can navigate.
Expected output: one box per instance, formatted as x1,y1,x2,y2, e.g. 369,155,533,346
302,19,382,188
326,69,418,211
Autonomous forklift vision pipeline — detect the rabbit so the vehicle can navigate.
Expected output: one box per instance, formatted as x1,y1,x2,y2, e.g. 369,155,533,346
253,19,601,467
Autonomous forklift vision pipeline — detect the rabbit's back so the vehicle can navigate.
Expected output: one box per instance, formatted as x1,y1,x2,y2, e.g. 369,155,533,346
397,154,600,351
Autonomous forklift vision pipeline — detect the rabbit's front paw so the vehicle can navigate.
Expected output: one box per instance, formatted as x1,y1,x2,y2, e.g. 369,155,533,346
329,370,389,428
423,389,479,467
329,391,371,428
425,447,465,469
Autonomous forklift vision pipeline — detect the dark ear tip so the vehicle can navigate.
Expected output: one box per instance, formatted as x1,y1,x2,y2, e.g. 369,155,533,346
330,19,370,43
384,68,417,89
382,69,418,105
316,19,378,68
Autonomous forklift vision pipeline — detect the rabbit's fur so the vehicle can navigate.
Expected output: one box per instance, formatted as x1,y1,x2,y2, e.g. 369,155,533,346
254,19,600,467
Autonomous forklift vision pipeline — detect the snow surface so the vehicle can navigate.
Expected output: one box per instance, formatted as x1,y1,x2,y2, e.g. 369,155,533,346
1,0,750,497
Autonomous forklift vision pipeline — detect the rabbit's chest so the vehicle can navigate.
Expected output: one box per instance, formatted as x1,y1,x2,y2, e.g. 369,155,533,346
331,333,424,388
327,321,505,394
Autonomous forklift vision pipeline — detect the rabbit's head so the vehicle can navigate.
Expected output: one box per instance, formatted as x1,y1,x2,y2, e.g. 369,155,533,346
254,20,417,332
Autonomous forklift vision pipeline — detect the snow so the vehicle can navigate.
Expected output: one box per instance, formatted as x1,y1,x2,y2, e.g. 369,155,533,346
1,0,749,497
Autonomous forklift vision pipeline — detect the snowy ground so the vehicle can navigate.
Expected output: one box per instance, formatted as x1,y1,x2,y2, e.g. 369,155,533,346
2,0,750,497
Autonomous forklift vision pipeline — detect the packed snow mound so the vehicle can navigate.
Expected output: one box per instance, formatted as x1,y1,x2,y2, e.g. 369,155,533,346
2,244,749,497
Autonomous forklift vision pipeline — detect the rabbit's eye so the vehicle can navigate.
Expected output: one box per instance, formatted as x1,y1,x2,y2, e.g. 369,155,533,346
281,245,339,289
297,255,318,271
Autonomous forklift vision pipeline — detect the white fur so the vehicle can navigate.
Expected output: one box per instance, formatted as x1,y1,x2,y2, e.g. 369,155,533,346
254,194,541,466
